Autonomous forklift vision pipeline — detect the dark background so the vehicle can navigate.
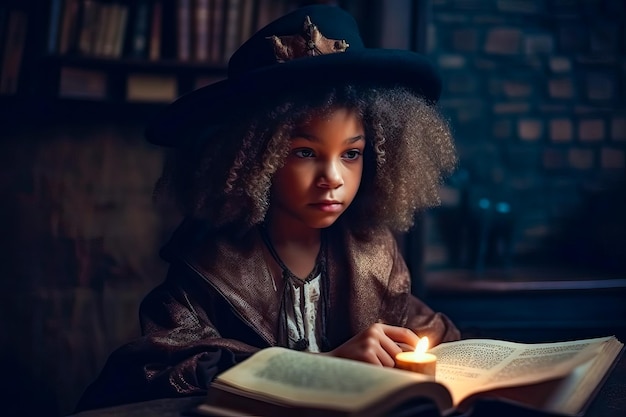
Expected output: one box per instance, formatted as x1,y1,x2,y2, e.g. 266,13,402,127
0,1,624,416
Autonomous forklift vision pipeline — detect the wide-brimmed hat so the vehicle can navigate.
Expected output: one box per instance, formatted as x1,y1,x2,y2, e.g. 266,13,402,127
146,4,442,147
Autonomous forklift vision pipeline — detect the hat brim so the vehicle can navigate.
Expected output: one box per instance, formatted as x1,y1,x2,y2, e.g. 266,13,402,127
146,49,441,147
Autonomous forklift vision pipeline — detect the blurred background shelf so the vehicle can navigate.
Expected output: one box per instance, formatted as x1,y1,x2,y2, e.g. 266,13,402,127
426,267,626,343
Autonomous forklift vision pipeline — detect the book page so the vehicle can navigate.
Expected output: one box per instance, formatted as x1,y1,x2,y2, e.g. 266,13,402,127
214,347,451,412
430,336,614,405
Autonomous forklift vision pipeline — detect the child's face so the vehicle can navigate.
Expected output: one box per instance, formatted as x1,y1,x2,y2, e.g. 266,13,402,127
270,107,365,230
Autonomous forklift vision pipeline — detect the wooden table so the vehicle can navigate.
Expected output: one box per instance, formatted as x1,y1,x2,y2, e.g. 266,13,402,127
69,351,626,417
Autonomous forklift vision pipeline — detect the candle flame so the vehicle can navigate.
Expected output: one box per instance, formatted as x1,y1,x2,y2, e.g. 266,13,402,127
414,336,429,354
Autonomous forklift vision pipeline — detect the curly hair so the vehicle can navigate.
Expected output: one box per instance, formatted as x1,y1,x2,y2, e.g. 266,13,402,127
154,83,456,237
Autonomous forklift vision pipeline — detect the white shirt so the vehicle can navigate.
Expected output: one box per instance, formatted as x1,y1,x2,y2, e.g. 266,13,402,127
286,273,322,352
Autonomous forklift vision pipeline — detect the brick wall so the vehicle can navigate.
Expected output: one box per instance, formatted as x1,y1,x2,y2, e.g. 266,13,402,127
424,0,626,273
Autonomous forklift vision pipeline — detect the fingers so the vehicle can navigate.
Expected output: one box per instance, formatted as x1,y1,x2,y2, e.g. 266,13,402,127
350,326,398,366
378,330,403,354
376,335,401,367
374,324,420,365
329,323,421,368
396,342,415,352
377,323,420,348
357,336,396,367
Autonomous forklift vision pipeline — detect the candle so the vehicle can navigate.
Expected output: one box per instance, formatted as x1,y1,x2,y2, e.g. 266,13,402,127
395,336,437,377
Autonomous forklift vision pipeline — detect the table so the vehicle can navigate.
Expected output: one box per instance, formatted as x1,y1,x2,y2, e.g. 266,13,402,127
584,347,626,417
70,352,626,417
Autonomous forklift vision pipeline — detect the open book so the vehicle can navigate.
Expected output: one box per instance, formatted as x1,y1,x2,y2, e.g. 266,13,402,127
194,335,623,417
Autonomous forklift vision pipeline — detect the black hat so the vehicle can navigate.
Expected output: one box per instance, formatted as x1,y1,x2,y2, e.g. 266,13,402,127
146,4,442,147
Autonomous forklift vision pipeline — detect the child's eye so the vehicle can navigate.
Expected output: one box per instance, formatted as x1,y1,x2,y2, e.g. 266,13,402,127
343,149,363,160
294,148,315,158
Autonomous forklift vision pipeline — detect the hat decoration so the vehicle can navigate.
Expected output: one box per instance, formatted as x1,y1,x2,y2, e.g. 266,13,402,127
267,16,349,63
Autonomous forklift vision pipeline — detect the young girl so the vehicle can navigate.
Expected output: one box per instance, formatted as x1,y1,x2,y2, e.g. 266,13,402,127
76,4,460,411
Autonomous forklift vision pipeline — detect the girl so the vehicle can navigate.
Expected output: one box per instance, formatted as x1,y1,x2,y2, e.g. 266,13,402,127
76,4,460,411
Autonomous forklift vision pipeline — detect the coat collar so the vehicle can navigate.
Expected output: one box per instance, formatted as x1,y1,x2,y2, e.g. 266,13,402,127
183,227,282,346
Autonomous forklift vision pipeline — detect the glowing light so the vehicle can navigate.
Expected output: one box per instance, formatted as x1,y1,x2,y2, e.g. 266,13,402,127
415,336,429,354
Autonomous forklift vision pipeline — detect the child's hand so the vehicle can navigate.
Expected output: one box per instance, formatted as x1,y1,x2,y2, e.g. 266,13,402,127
324,323,420,367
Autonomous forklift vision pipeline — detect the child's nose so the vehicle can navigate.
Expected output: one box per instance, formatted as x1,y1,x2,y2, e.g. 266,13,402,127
317,160,343,189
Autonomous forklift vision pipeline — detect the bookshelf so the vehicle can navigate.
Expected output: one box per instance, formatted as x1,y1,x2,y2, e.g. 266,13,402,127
1,0,360,123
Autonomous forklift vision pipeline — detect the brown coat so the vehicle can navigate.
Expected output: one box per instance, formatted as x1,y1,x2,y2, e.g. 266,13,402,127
75,222,459,412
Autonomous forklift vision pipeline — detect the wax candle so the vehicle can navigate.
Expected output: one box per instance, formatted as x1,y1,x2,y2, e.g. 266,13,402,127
395,336,437,377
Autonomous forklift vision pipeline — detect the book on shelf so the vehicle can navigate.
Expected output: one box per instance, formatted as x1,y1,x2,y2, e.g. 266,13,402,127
100,3,116,57
58,0,81,54
0,7,6,69
238,0,255,50
91,2,111,57
148,0,163,61
99,2,128,58
255,0,288,32
77,0,99,56
221,0,241,63
176,0,192,61
192,0,211,62
0,8,28,95
126,73,177,103
46,0,64,54
209,0,224,63
208,0,264,64
50,0,128,59
191,335,623,417
128,0,152,59
111,3,129,58
58,67,108,100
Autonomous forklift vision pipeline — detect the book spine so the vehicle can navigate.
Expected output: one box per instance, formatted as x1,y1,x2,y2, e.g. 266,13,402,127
254,0,274,32
126,73,178,102
58,0,81,55
176,0,191,61
221,0,241,63
193,0,211,62
47,0,64,54
58,66,108,99
128,0,151,59
92,2,113,57
148,0,163,60
101,3,120,57
111,3,129,58
209,0,224,63
77,0,100,56
0,9,28,94
237,0,254,47
0,6,8,81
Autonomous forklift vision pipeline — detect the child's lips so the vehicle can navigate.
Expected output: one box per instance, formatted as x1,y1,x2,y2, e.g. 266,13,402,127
311,201,343,212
